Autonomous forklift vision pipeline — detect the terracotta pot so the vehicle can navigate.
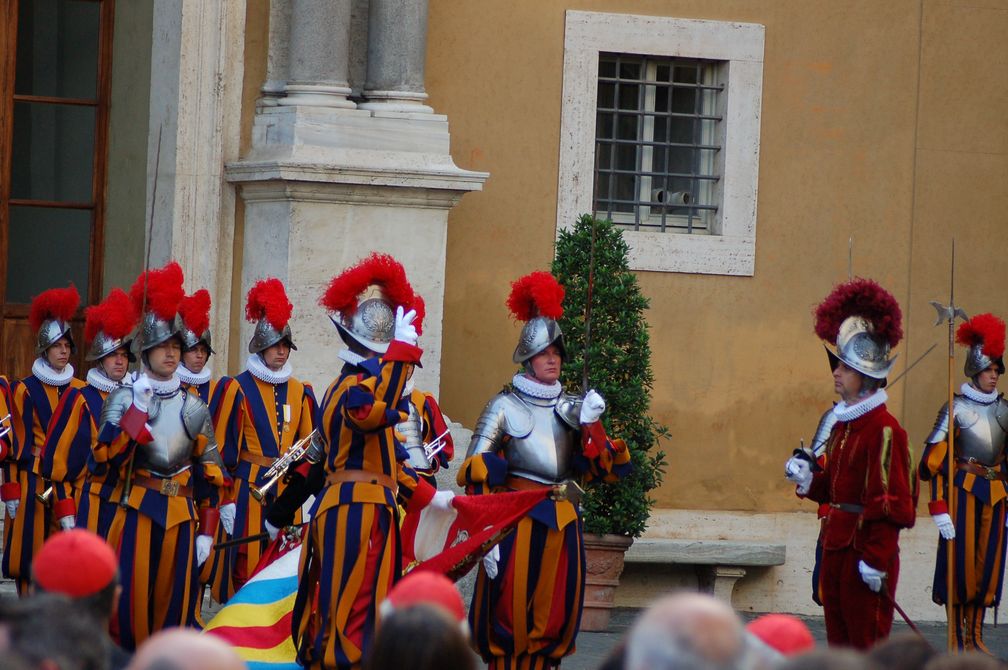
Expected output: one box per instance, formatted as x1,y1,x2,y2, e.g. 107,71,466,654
581,533,634,631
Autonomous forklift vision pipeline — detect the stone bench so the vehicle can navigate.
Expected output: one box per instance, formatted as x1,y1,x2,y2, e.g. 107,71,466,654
624,539,786,604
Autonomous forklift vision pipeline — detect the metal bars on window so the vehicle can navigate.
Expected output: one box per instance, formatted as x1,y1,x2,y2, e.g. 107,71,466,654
593,53,722,234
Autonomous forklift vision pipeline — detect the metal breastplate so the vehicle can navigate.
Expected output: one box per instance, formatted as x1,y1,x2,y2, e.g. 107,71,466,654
137,391,203,476
955,397,1008,466
504,392,576,484
397,401,431,470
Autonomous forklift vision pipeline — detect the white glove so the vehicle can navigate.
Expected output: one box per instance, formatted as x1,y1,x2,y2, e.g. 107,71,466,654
394,306,418,346
58,515,76,531
220,502,236,536
195,534,213,566
483,544,500,580
580,390,606,424
265,519,280,541
933,513,955,540
131,373,154,413
430,489,455,512
5,500,18,520
858,560,886,593
784,456,813,495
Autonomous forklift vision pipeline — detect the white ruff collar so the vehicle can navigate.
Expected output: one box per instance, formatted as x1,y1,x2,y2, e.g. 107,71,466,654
833,389,888,422
32,358,74,387
338,349,369,367
962,382,999,404
178,364,212,386
246,354,292,384
149,374,181,396
86,367,120,393
401,377,415,399
512,374,562,399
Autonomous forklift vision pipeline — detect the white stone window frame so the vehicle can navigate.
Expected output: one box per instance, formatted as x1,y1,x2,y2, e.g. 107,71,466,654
557,11,765,276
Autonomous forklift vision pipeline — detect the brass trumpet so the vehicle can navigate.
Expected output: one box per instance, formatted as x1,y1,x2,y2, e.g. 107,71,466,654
36,483,54,506
0,413,11,442
250,429,321,503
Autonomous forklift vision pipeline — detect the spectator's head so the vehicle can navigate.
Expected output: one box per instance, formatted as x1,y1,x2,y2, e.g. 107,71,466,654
624,592,748,670
127,629,244,670
380,570,468,634
923,653,1005,670
868,633,936,670
746,614,815,657
364,604,474,670
778,648,879,670
0,593,108,670
32,530,120,624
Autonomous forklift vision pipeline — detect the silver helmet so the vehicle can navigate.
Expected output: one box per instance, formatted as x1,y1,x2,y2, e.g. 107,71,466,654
85,330,135,362
333,298,394,354
248,319,297,354
35,319,75,355
965,344,1005,378
513,316,566,364
182,327,216,356
135,311,183,354
825,316,897,381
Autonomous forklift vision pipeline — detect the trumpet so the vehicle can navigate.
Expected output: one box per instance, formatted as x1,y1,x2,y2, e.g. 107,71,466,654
423,428,452,461
36,483,54,506
0,413,11,442
250,429,321,503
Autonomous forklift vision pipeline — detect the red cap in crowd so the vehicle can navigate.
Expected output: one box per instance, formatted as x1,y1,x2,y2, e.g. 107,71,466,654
32,529,118,597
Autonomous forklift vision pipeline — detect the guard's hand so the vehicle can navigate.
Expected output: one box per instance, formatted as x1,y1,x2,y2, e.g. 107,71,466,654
430,489,455,512
483,544,500,580
220,502,237,536
932,513,955,540
858,560,886,593
580,390,606,424
394,306,418,346
132,373,154,413
5,500,18,520
265,519,280,542
196,535,213,566
58,515,76,531
784,456,813,495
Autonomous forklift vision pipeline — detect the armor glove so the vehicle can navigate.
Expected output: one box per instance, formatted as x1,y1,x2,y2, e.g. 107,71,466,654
932,513,956,540
483,544,500,580
393,306,419,346
131,373,154,413
784,456,813,495
430,489,455,512
5,500,18,520
858,560,886,593
195,535,213,566
265,519,280,542
220,502,236,536
58,515,75,531
580,390,606,424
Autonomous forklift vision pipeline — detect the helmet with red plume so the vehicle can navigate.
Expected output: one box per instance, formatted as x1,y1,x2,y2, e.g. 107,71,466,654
319,253,420,354
84,288,139,362
30,285,81,355
245,278,296,354
179,289,215,355
507,271,566,364
130,262,186,354
813,278,902,382
957,313,1006,377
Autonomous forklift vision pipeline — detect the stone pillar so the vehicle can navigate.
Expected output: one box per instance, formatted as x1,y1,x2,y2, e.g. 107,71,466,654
359,0,432,112
280,0,355,108
259,0,291,105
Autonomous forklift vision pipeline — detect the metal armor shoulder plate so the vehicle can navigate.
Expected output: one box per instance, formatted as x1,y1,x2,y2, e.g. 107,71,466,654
99,386,133,431
180,392,212,440
996,396,1008,433
926,401,951,445
555,394,582,430
811,406,838,457
499,393,534,438
466,391,532,460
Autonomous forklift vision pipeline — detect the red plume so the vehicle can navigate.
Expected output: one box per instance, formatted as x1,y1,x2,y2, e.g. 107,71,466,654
506,271,565,322
814,278,903,348
179,290,212,336
957,313,1006,359
29,285,81,332
245,278,293,330
319,253,416,317
412,294,426,337
84,289,138,343
130,262,185,322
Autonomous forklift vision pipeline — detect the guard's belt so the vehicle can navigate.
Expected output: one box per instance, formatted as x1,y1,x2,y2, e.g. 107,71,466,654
239,452,275,467
326,469,398,494
133,475,192,498
957,459,1007,482
830,502,864,514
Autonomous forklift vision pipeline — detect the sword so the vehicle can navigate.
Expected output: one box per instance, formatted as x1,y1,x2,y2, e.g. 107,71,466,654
881,579,933,648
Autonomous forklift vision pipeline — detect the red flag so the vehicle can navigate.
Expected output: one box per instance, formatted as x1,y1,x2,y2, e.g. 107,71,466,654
402,489,551,581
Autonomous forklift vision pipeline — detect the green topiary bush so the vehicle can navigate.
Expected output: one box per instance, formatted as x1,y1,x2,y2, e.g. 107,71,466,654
552,214,668,538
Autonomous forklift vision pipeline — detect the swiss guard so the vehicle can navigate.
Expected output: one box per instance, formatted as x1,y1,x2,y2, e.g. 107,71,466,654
785,278,916,649
919,313,1008,653
457,271,630,670
3,285,84,594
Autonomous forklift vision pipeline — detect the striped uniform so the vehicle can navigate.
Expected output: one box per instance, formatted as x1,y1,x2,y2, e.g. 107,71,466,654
3,373,85,594
0,376,12,460
401,388,454,486
274,342,434,670
183,376,245,604
231,370,316,588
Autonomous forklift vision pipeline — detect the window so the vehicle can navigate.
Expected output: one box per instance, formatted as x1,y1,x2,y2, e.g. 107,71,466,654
558,11,764,275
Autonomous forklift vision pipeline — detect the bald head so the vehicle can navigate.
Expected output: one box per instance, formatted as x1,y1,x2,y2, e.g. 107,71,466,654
128,629,245,670
626,592,747,670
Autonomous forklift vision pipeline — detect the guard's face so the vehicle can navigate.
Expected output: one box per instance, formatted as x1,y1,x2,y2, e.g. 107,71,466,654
832,361,864,402
261,341,291,371
100,347,130,382
182,343,210,374
45,337,72,371
529,344,563,385
147,339,181,379
974,364,1000,394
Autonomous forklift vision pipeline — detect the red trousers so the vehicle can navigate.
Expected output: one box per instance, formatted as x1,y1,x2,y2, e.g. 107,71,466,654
820,546,898,649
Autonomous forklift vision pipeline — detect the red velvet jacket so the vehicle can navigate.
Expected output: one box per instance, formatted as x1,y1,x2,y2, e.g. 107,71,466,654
803,403,917,570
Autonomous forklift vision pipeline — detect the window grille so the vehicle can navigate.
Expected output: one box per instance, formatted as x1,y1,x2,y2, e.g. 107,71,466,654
593,53,723,234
